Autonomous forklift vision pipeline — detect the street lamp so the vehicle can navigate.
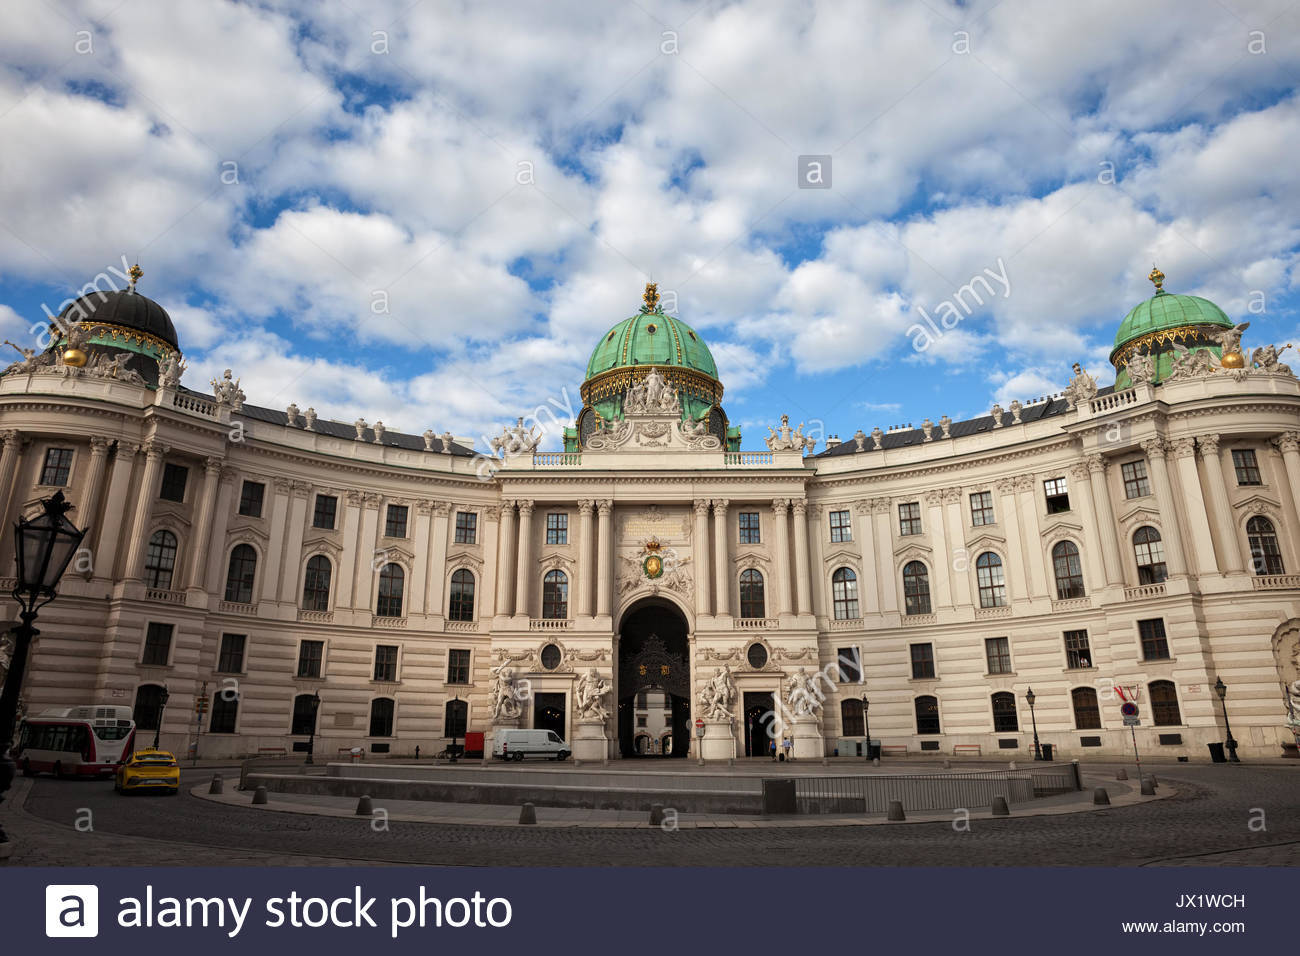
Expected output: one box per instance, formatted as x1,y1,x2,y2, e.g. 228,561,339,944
152,684,170,750
304,691,321,765
861,693,872,761
449,694,461,763
0,491,87,848
1026,687,1042,760
1214,677,1240,763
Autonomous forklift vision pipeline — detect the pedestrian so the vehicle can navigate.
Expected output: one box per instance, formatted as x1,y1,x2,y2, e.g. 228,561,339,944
769,738,777,761
783,735,793,761
414,745,420,760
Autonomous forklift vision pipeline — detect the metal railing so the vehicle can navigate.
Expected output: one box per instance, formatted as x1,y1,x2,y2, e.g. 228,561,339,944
792,769,1064,815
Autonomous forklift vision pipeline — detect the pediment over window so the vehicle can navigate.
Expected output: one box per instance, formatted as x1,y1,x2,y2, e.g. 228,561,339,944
448,548,484,571
823,548,860,569
301,535,342,558
154,503,193,529
1041,520,1085,546
893,539,933,559
964,532,1006,554
1233,493,1283,519
733,549,773,573
227,523,270,545
1116,505,1162,536
374,544,415,566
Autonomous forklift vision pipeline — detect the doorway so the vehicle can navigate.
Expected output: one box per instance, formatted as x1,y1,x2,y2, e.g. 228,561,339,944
617,599,690,758
743,691,776,758
533,692,566,740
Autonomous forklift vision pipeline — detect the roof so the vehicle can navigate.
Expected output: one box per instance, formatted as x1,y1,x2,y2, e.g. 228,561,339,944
1112,290,1232,354
585,311,718,381
58,289,179,350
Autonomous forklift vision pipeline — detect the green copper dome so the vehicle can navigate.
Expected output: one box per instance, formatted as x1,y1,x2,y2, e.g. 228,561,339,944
1112,290,1233,353
1110,269,1239,388
584,311,717,380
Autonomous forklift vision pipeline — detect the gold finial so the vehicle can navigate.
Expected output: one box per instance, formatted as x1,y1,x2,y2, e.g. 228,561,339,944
1148,265,1164,293
641,282,659,313
128,263,143,292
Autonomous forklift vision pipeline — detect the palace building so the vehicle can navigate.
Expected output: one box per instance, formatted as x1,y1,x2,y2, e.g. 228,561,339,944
2,269,1300,761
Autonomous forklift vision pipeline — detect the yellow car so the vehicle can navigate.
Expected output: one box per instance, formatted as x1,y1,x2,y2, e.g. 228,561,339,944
114,749,180,795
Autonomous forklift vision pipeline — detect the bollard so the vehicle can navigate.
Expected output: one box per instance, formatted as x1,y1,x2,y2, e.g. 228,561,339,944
355,795,373,816
821,757,828,767
519,802,537,825
991,796,1010,817
251,785,268,805
1140,776,1156,796
1147,774,1158,787
872,757,880,767
942,759,951,770
1093,787,1110,805
1115,769,1128,781
649,804,665,826
727,757,735,768
208,774,223,795
887,800,906,821
1008,761,1018,771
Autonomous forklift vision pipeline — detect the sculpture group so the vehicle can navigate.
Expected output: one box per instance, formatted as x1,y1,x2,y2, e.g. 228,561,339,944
697,665,737,721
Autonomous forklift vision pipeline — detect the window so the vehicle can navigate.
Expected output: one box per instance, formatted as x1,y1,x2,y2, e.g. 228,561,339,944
914,695,940,734
40,447,74,486
224,544,257,604
746,642,768,669
142,623,173,666
836,646,862,683
444,698,468,738
296,640,324,679
1149,680,1181,726
840,699,864,737
369,698,395,737
1063,629,1092,669
831,567,860,620
738,511,761,543
1133,527,1167,584
1138,618,1170,661
637,715,647,727
542,569,568,618
302,555,332,611
447,648,471,684
291,694,319,736
1044,477,1070,514
898,502,922,536
159,462,188,502
985,637,1012,675
144,530,178,589
373,645,399,682
829,509,852,542
1072,687,1101,729
376,563,405,617
209,692,238,734
238,480,264,517
312,494,337,530
1232,449,1262,486
448,569,475,621
540,643,562,670
991,692,1018,732
1121,460,1150,499
975,552,1007,607
902,561,931,615
739,569,765,619
132,685,167,731
546,512,568,544
970,491,994,526
384,504,409,539
217,633,246,673
1052,541,1085,599
910,642,935,679
1247,516,1285,575
454,511,477,544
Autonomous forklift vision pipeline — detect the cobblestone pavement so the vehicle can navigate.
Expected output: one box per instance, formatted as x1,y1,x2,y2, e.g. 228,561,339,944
7,763,1298,867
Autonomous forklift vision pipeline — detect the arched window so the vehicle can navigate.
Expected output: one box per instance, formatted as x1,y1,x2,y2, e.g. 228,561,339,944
1132,526,1167,584
902,561,932,615
1051,541,1085,599
302,555,332,611
369,698,395,738
975,552,1007,608
444,698,468,739
449,569,475,621
831,567,859,620
144,530,178,590
132,684,167,731
914,695,941,735
291,694,319,736
840,698,864,737
739,569,765,619
376,563,405,617
1149,680,1181,726
991,692,1018,732
1071,687,1101,730
542,569,568,619
1247,516,1285,575
224,544,257,604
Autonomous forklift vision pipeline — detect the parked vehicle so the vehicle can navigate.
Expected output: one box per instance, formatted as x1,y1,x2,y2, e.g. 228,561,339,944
492,728,569,761
114,748,180,795
15,706,136,778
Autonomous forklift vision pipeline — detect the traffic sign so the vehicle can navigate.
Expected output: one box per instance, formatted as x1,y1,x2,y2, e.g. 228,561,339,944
1120,701,1138,718
1123,714,1140,726
695,718,705,738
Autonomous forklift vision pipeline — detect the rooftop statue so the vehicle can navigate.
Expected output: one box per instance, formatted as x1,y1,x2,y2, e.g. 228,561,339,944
490,417,541,457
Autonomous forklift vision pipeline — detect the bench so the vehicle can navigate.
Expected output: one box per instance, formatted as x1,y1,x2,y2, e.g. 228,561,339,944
881,745,908,757
256,747,287,756
952,744,982,756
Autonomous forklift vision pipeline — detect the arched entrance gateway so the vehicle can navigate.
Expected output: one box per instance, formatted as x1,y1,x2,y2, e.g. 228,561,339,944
617,598,691,758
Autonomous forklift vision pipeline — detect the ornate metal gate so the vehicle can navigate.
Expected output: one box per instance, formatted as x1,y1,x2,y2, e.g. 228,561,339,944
618,634,689,700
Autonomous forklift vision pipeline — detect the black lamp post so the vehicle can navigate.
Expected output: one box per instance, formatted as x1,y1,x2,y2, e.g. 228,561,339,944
0,491,87,847
861,693,872,760
151,684,170,750
449,695,460,763
1214,677,1240,763
1026,687,1042,760
304,691,321,765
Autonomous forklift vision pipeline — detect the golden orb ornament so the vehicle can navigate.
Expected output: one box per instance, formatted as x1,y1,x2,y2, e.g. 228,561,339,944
62,348,88,368
1220,350,1245,369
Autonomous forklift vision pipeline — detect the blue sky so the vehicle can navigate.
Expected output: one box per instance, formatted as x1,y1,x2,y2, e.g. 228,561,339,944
2,0,1298,450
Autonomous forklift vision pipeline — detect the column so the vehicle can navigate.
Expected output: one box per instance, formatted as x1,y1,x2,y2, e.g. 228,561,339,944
411,500,434,616
335,490,363,608
1086,455,1125,585
807,504,828,618
770,498,792,616
94,442,140,580
1141,438,1187,576
276,481,310,603
515,499,535,617
427,502,450,617
994,478,1029,602
1171,437,1218,576
1199,436,1243,573
711,499,729,616
353,493,382,608
494,500,515,616
853,501,880,615
76,436,111,553
261,477,292,603
1274,433,1300,570
791,499,811,615
1014,475,1048,598
1070,463,1109,591
942,489,973,606
596,499,613,617
123,439,168,579
923,489,953,608
186,456,223,589
0,430,22,521
692,499,711,617
203,468,237,595
577,499,595,617
872,499,898,613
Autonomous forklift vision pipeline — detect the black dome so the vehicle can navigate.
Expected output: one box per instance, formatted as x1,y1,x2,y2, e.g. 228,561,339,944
58,289,178,349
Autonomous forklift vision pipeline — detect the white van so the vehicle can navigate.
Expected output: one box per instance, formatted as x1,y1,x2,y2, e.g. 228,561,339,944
493,729,570,761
